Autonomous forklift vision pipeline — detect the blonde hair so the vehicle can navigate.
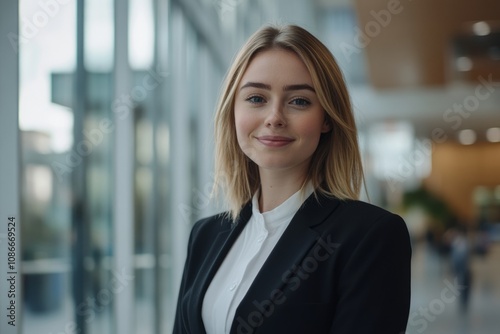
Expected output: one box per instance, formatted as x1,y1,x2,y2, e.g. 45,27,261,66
213,24,364,220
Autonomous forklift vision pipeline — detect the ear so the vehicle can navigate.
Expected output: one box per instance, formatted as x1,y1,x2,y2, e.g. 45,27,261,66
321,119,332,133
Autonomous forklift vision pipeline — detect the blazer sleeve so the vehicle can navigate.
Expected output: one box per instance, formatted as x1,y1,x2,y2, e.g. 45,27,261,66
329,213,412,334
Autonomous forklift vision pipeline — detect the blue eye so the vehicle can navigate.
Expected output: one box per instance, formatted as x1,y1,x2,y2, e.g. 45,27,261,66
246,96,265,104
291,98,310,106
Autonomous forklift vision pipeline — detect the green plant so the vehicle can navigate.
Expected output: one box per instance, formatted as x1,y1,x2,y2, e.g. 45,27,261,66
403,187,455,230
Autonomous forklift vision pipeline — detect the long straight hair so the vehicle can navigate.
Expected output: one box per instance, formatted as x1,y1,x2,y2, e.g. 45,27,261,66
213,24,364,220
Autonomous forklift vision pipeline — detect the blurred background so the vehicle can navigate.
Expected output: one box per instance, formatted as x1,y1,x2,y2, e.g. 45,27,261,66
0,0,499,333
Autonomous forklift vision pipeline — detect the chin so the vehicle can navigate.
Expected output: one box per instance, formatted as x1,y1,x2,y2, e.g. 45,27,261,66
255,159,301,171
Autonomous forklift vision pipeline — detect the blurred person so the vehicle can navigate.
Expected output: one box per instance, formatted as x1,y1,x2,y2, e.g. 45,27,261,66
173,24,411,334
449,226,472,312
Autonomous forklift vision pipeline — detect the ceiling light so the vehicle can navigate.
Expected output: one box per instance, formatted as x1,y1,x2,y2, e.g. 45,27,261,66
456,56,473,72
472,21,491,36
486,127,500,143
458,129,476,145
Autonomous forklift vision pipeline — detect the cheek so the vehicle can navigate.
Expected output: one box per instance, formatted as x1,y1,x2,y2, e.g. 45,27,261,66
235,109,254,136
235,111,263,156
234,112,252,148
299,119,325,142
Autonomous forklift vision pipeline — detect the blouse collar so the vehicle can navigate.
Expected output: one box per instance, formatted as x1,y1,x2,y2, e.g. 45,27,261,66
251,182,315,232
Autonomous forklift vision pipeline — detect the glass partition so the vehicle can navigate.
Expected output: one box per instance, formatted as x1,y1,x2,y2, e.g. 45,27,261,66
19,1,76,333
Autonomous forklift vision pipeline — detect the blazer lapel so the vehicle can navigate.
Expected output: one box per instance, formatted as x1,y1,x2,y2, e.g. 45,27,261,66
189,203,253,333
231,194,340,332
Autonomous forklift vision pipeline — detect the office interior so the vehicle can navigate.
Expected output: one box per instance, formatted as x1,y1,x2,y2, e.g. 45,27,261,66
0,0,499,333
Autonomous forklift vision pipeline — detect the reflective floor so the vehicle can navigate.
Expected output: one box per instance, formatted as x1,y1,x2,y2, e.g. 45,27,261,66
407,241,500,334
23,242,500,334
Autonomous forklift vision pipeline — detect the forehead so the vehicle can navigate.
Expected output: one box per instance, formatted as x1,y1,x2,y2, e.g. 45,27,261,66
239,48,313,86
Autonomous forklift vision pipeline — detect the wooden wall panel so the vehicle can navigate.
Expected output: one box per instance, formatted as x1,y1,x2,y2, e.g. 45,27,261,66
424,142,500,222
353,0,500,88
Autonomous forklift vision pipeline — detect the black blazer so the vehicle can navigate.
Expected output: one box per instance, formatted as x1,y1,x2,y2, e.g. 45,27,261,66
173,193,412,334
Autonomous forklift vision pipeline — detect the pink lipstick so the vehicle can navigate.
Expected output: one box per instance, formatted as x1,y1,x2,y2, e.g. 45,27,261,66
256,136,294,147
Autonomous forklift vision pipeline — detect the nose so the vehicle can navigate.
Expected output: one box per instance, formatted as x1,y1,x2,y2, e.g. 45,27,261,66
265,103,286,128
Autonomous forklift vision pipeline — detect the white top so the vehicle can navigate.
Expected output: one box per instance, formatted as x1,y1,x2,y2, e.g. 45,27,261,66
202,183,314,334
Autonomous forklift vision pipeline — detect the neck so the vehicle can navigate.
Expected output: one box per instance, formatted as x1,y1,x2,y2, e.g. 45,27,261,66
258,167,308,213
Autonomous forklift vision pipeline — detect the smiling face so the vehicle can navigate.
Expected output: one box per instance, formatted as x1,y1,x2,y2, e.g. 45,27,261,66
234,48,331,177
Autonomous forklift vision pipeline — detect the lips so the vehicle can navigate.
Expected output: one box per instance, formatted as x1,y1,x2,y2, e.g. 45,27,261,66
256,135,294,147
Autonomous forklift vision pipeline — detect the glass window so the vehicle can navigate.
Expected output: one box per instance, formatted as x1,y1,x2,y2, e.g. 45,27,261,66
19,1,76,333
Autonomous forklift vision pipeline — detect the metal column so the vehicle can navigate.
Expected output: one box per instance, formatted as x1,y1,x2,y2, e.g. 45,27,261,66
0,1,21,334
113,1,135,334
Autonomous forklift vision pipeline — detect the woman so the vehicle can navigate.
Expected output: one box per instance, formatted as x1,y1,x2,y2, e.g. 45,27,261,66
174,24,411,334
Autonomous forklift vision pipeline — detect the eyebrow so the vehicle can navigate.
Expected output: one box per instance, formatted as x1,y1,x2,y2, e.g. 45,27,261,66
240,82,315,93
283,84,315,92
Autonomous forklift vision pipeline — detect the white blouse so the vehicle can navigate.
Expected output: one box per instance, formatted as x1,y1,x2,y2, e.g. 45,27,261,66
202,183,314,334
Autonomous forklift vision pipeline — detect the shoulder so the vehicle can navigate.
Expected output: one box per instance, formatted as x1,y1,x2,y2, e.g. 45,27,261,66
315,197,410,250
328,198,406,232
190,200,253,238
336,199,400,222
315,198,412,276
190,212,231,237
179,213,231,270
